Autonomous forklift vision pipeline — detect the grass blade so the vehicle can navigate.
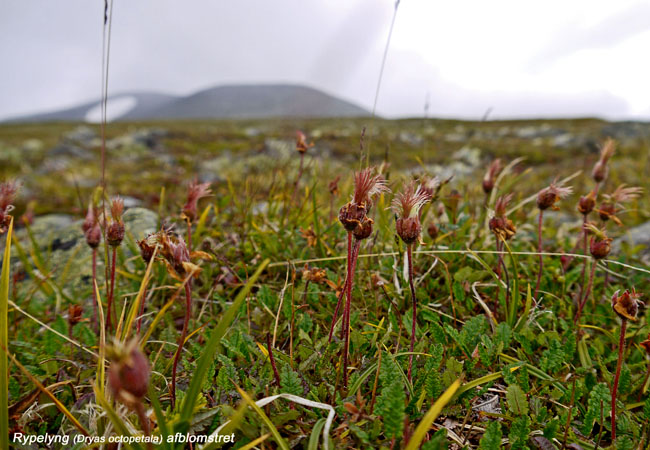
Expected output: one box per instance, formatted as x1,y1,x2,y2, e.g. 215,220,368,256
233,384,290,450
121,246,158,342
308,418,326,450
0,218,13,449
405,379,461,450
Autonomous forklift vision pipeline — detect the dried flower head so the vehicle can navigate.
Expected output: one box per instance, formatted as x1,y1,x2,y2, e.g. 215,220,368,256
85,223,101,249
300,226,318,248
611,288,642,321
182,179,212,222
392,183,432,245
107,338,151,406
302,264,327,283
352,215,374,240
296,131,314,154
597,201,617,223
592,138,615,183
68,305,84,328
339,168,389,234
107,197,125,247
137,233,158,263
482,159,503,194
536,181,573,210
328,175,341,196
156,231,200,278
585,224,612,259
0,181,18,234
489,194,516,241
81,201,96,234
577,190,596,215
0,181,18,235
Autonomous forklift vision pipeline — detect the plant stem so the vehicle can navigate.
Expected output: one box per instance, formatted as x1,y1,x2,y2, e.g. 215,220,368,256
291,152,305,205
534,209,543,299
107,247,117,331
574,259,597,325
341,239,361,389
612,318,627,442
91,249,98,334
407,244,417,383
134,400,152,450
187,220,192,254
171,282,192,408
266,333,281,387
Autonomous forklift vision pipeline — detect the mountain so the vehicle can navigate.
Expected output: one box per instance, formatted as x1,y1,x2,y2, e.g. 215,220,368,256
5,84,370,122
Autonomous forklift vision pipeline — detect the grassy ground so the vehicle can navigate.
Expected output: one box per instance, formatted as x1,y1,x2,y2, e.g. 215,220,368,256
1,118,650,449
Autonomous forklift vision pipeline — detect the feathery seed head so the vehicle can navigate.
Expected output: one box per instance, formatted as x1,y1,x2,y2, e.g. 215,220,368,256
592,138,615,183
352,168,389,208
182,179,211,222
482,159,503,194
605,184,643,205
393,182,431,244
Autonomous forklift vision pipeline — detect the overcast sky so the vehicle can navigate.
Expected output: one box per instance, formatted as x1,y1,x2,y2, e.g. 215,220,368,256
2,0,650,121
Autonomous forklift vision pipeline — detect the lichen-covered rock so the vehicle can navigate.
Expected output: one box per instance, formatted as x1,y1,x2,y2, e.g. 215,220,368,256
11,208,158,299
612,221,650,264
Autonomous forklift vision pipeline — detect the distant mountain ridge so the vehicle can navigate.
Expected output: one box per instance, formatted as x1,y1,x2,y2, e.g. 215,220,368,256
6,84,370,122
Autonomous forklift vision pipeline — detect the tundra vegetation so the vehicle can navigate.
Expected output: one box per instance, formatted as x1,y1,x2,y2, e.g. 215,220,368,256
0,117,649,449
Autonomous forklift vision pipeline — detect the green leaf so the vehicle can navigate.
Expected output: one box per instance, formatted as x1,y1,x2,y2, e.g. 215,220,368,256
479,421,502,450
279,365,302,396
506,384,529,416
508,415,531,450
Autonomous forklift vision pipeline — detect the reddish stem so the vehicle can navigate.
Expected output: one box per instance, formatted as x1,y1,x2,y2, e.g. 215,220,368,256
574,259,597,325
291,152,305,205
187,220,192,254
534,210,544,299
612,318,627,442
341,239,361,389
407,244,417,383
91,249,98,334
329,233,361,342
107,247,117,330
171,282,192,408
266,334,281,387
